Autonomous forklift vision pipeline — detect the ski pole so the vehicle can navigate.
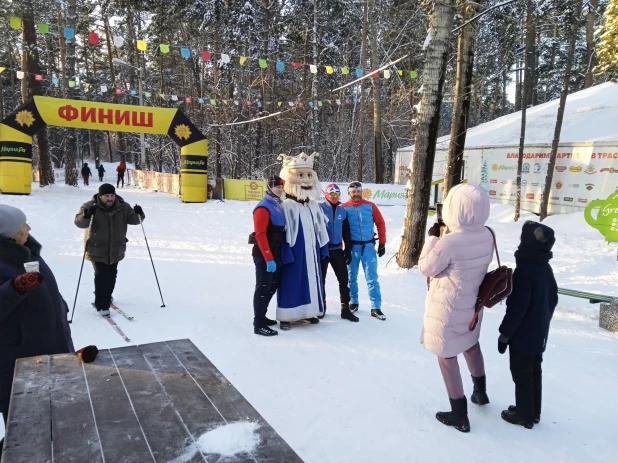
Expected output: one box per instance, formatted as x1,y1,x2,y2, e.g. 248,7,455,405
69,215,93,323
138,213,166,307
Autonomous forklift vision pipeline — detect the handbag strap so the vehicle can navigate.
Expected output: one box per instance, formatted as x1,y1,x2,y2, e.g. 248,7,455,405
485,226,501,267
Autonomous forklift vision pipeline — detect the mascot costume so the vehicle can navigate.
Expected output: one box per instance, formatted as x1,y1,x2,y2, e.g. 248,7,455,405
276,152,330,330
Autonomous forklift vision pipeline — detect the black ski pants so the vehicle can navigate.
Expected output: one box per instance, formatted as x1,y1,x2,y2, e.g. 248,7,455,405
509,349,543,421
321,248,350,310
92,262,119,311
253,256,281,328
117,172,125,188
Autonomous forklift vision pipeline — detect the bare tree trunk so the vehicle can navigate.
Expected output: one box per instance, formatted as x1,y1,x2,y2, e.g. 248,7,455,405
514,0,535,222
22,3,54,186
444,0,480,195
540,0,582,221
368,0,383,183
584,0,598,88
397,0,456,268
356,0,369,181
311,0,319,149
62,0,79,186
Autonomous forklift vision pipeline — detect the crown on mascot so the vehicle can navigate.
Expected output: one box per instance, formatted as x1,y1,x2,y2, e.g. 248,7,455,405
277,152,318,169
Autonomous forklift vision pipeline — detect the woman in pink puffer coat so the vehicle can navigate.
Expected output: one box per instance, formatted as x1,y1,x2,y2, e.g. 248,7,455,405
418,184,494,433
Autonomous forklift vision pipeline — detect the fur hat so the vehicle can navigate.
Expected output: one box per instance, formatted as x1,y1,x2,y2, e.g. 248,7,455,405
98,183,116,196
0,204,27,238
519,221,555,253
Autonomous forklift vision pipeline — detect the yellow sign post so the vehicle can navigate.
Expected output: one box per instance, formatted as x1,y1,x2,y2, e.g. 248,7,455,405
0,96,208,202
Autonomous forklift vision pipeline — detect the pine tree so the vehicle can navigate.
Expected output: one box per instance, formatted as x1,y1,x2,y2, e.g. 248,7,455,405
596,0,618,79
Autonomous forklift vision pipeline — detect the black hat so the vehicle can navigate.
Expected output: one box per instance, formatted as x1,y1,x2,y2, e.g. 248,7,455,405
98,183,116,196
268,175,285,188
519,220,555,253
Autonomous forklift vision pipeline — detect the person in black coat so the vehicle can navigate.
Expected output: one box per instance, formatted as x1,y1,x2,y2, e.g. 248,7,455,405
81,162,92,186
498,220,558,429
0,205,75,427
97,164,106,181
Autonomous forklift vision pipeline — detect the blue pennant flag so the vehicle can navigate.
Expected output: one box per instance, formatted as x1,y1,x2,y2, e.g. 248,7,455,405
52,77,59,85
198,98,205,104
180,47,190,59
276,61,285,72
64,27,75,40
130,89,137,96
355,68,362,78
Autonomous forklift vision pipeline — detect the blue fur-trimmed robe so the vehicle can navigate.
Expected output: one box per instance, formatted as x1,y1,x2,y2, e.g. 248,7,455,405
277,197,330,322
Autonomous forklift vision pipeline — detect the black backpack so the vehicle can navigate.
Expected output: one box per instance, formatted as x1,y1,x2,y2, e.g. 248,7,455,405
469,227,513,331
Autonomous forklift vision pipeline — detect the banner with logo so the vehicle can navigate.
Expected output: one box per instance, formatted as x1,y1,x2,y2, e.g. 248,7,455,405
127,169,180,195
478,145,618,211
224,179,267,201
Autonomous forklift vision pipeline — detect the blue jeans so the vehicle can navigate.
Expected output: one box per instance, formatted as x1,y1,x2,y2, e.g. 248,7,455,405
348,245,381,309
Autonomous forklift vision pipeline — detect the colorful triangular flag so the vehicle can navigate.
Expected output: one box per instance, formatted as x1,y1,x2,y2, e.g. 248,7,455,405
64,27,75,40
52,77,59,85
198,98,204,104
171,95,178,101
35,74,43,81
220,53,230,64
9,16,21,30
336,99,341,105
210,99,217,106
278,101,282,107
185,96,192,103
37,22,49,34
259,59,268,69
289,102,294,107
115,87,122,95
317,101,323,107
398,70,403,76
355,68,362,78
276,61,284,72
136,40,147,51
101,85,107,93
130,90,137,96
68,80,76,88
239,56,247,65
310,64,318,74
144,92,152,98
325,66,333,74
113,36,124,47
202,50,211,61
0,67,5,74
181,48,190,59
341,67,349,75
16,71,24,80
410,70,418,79
88,31,99,45
160,44,170,54
384,70,391,79
292,62,301,68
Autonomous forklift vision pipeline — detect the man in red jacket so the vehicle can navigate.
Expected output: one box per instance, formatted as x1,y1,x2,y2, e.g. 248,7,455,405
251,176,286,336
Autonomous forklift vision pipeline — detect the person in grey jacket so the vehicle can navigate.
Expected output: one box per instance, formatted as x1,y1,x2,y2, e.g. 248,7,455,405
0,205,74,428
74,183,144,315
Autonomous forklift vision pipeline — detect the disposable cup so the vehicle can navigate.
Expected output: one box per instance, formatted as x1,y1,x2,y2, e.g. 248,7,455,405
24,261,40,273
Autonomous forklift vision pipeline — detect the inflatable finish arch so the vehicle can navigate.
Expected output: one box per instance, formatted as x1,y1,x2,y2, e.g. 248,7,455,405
0,96,208,202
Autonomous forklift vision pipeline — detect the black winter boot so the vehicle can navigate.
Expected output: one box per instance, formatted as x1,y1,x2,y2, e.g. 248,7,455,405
501,408,534,429
349,303,359,312
508,405,540,424
436,397,470,433
470,375,490,405
341,304,359,322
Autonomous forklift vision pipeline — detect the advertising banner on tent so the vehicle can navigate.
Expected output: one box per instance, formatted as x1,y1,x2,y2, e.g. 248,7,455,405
478,145,618,212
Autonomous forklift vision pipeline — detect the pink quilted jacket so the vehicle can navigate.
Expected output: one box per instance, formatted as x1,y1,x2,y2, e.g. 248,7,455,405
418,184,494,358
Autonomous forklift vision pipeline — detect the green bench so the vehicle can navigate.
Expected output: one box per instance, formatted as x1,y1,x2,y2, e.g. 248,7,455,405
558,288,616,304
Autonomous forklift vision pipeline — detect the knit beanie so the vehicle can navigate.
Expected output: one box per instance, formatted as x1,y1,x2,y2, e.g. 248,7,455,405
98,183,116,196
0,204,27,238
268,175,285,188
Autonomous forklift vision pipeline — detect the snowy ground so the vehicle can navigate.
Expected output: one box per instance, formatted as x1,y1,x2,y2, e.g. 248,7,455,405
1,181,617,462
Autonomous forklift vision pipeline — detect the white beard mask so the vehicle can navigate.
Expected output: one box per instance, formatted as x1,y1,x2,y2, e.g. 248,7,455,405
277,152,321,202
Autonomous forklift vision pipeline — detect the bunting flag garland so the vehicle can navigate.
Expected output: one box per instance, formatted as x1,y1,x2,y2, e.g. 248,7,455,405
210,99,216,106
35,74,43,81
220,53,230,64
115,87,122,95
410,70,418,79
144,91,151,97
101,85,107,93
160,44,169,53
37,22,48,34
64,27,75,40
202,50,211,61
171,95,178,101
185,96,191,103
52,77,59,84
136,40,147,51
355,68,362,78
16,71,24,79
239,56,247,65
68,80,76,87
259,59,268,69
384,70,391,79
198,97,204,104
0,67,5,73
325,66,333,74
310,64,318,74
130,89,137,96
113,36,124,47
180,47,190,58
292,62,300,68
341,67,349,75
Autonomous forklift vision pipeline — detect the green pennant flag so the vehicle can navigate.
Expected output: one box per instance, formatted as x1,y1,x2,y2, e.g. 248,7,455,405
259,59,268,69
410,70,418,79
266,101,271,105
318,101,323,107
341,67,349,75
144,91,152,97
278,101,282,107
68,80,76,88
210,99,216,105
160,44,170,54
10,16,21,29
37,22,49,34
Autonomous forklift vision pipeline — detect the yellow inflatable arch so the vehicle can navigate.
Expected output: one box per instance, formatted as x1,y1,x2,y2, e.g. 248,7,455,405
0,96,208,202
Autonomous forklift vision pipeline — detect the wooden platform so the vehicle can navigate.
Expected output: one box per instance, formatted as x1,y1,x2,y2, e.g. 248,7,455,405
1,339,303,463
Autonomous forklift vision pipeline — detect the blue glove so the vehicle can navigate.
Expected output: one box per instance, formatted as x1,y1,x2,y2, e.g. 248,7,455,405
266,260,276,273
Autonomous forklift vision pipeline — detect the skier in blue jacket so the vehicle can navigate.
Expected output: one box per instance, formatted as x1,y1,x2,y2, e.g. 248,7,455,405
342,181,387,320
320,184,359,322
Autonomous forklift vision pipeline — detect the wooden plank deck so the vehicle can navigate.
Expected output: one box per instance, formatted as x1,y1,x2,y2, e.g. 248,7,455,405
1,339,303,463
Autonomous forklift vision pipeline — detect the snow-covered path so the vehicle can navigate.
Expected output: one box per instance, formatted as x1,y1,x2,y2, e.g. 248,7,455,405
1,183,617,462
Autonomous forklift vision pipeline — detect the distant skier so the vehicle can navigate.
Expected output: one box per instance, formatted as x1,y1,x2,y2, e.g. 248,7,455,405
97,164,105,182
74,183,144,315
81,163,92,186
116,160,126,188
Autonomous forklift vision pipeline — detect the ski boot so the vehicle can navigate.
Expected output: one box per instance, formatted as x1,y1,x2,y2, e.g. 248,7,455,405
436,397,470,433
470,375,490,405
371,309,386,320
91,302,110,317
349,303,359,312
341,303,359,322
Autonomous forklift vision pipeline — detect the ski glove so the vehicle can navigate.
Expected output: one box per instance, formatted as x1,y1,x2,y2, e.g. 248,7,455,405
134,205,145,219
344,248,352,265
378,243,386,257
83,205,97,219
498,335,509,354
12,272,44,295
266,260,276,273
428,222,442,238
